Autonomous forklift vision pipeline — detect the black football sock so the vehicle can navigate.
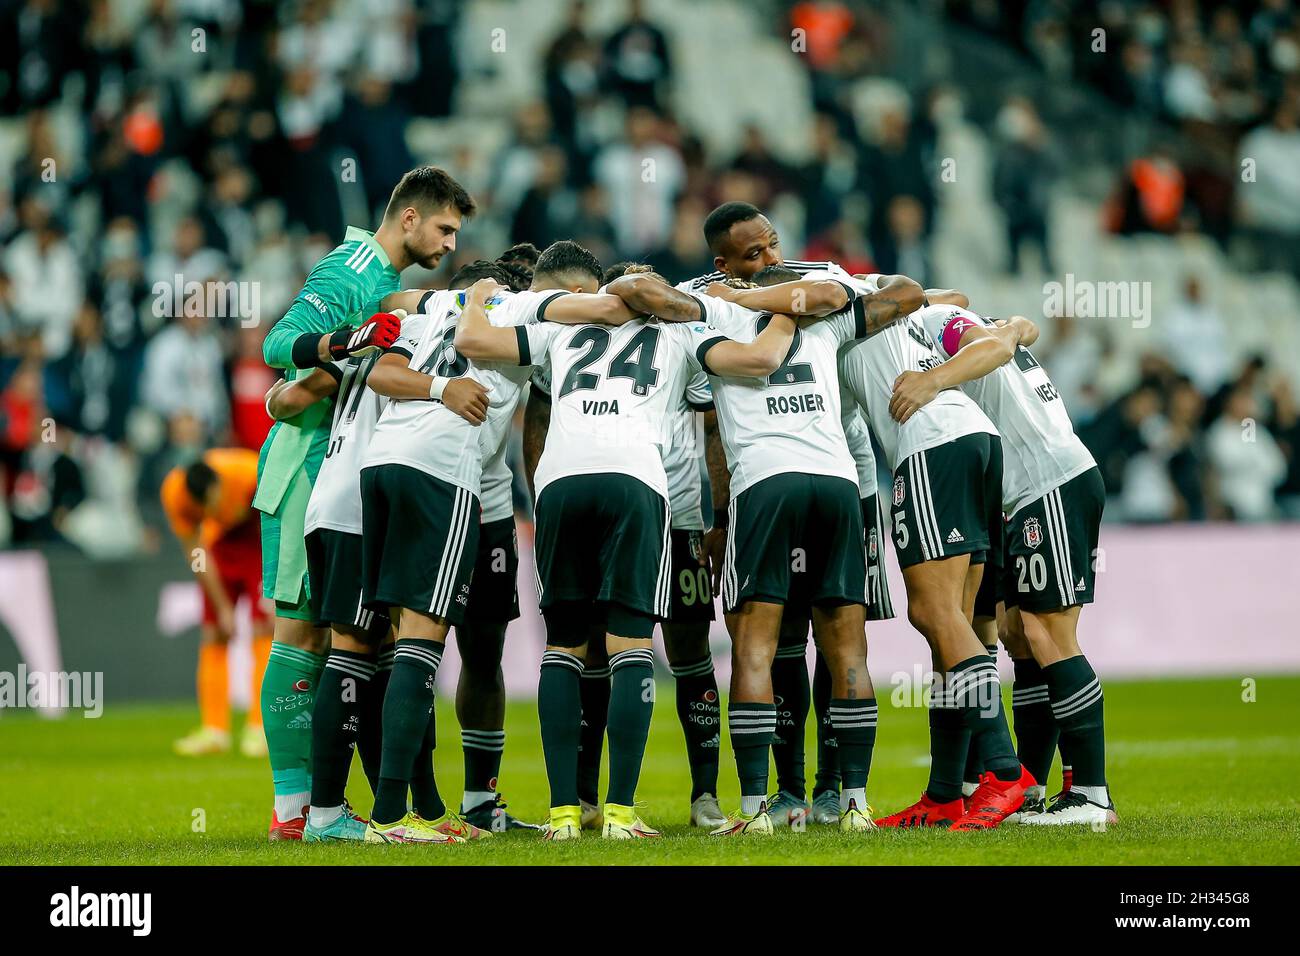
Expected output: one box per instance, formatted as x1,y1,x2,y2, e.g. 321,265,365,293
357,644,393,796
926,688,970,804
670,654,721,800
372,640,443,824
812,652,840,798
310,649,375,811
770,643,810,800
576,662,610,806
460,728,505,804
538,650,584,808
1011,656,1058,786
605,648,655,806
949,655,1020,782
729,700,777,810
828,697,877,807
409,707,445,820
962,643,998,789
1043,655,1106,791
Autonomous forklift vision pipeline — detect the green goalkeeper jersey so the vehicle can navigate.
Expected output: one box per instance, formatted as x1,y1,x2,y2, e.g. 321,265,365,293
254,226,401,517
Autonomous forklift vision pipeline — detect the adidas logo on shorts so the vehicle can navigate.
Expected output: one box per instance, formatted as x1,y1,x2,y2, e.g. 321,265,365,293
946,528,964,543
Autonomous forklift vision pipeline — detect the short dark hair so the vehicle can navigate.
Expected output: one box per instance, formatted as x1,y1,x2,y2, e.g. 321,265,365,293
602,261,636,284
753,264,801,287
498,242,540,268
449,259,512,289
384,166,476,221
184,460,219,505
703,201,763,252
534,240,602,285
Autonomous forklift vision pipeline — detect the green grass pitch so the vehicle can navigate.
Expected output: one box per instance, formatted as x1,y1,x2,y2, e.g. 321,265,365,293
2,675,1297,865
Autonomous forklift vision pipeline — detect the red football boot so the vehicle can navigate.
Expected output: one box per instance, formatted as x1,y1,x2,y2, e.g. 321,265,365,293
268,806,308,841
874,793,965,828
951,767,1036,831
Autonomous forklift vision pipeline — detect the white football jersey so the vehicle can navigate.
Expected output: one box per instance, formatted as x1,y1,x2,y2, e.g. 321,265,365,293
518,318,721,501
677,259,853,293
304,314,429,536
843,407,878,500
833,273,996,472
914,305,1097,515
362,289,556,502
695,294,862,499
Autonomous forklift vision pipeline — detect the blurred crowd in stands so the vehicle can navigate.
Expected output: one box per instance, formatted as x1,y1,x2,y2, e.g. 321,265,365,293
1,0,1298,555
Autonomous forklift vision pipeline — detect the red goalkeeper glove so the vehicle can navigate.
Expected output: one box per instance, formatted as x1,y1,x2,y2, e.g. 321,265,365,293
328,312,401,360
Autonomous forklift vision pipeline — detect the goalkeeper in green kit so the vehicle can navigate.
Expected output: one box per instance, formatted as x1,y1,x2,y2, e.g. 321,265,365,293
256,166,476,839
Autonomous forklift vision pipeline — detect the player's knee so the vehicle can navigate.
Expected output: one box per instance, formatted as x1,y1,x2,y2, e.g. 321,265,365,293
662,623,709,665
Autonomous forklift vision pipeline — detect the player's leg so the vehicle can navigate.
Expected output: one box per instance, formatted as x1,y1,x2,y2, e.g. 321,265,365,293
357,629,395,795
362,465,481,844
594,477,670,839
454,516,537,830
302,528,385,842
1001,606,1055,819
806,476,875,831
877,437,1029,829
662,618,724,826
810,650,839,823
715,599,783,835
258,466,329,840
1015,469,1113,826
768,610,812,826
174,618,232,756
538,601,591,841
961,560,998,801
661,526,724,827
243,596,273,758
711,474,803,837
602,613,660,838
577,636,609,827
532,475,603,840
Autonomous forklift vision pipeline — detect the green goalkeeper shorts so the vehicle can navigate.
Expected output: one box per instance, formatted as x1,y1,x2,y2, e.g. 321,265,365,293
259,467,314,621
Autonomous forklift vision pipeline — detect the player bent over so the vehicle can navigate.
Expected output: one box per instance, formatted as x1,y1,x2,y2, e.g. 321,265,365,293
455,243,797,839
896,305,1114,825
161,449,272,758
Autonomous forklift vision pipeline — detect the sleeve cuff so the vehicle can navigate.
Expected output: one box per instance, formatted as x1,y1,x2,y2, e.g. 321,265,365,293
320,363,345,383
688,399,715,412
417,290,436,314
696,335,728,375
691,294,706,324
385,346,414,360
852,297,868,339
536,290,570,322
291,332,324,368
515,326,531,365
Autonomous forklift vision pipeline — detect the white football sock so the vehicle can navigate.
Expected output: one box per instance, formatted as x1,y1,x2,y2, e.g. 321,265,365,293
1074,785,1109,806
741,794,765,816
841,787,867,813
462,791,495,812
308,804,344,828
274,792,309,822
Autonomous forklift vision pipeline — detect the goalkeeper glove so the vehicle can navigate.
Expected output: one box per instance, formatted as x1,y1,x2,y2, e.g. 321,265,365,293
328,312,402,360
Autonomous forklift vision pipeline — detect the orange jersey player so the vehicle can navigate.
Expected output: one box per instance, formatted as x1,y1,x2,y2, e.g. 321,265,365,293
160,448,272,759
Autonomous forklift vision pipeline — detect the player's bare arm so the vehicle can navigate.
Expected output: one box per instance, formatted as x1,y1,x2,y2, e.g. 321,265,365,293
454,278,524,362
265,368,339,421
704,277,849,316
925,288,970,308
177,530,235,640
522,390,550,499
996,314,1040,346
379,290,426,314
366,352,489,425
889,320,1022,424
606,273,706,322
702,409,730,591
700,313,798,378
541,291,640,325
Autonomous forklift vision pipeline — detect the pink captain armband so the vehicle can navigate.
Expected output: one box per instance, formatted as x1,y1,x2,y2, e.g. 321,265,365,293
939,315,978,357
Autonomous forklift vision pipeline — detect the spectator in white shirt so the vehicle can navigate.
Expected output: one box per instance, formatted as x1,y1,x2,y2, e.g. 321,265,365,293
1206,387,1286,520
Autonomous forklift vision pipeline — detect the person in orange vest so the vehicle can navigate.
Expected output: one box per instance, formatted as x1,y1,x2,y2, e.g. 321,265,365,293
161,448,273,756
